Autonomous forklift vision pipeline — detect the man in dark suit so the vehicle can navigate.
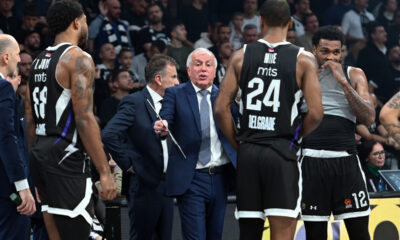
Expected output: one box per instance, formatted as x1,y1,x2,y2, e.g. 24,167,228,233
154,48,237,240
102,55,179,240
0,34,36,239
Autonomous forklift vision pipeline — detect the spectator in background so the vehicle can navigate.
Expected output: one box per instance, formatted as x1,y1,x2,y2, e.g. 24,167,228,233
215,41,233,86
132,40,167,85
14,5,40,44
243,24,258,44
292,0,311,36
377,0,397,30
122,0,148,33
94,43,117,113
0,0,20,36
242,0,260,33
324,0,352,26
23,30,41,59
99,69,134,129
287,28,298,44
358,21,391,103
18,51,32,84
88,0,132,62
167,21,193,83
136,3,170,55
230,12,244,50
194,22,221,49
208,24,231,57
295,12,319,52
359,140,389,192
179,0,209,43
341,0,375,45
118,48,144,92
387,9,400,48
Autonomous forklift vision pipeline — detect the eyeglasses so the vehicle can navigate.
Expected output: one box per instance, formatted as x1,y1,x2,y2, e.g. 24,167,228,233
372,151,386,157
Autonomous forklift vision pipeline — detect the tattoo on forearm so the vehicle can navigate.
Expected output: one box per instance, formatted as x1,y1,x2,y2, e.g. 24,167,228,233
388,92,400,109
344,85,374,125
383,123,400,144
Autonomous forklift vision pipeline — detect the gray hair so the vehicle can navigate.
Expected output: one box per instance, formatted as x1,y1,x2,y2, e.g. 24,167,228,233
186,48,218,69
244,24,258,32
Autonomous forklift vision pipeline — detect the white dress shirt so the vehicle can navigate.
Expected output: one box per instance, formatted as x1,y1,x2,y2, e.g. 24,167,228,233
147,86,169,172
191,83,229,169
0,72,29,191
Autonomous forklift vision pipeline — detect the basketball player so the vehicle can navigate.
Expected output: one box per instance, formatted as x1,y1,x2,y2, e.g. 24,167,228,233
300,26,374,239
214,0,323,239
25,1,117,239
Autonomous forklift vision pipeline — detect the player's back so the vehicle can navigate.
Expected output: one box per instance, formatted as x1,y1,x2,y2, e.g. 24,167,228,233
237,39,303,146
29,43,88,175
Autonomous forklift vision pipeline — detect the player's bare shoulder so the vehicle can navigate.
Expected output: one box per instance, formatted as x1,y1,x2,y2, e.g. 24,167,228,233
348,66,368,88
231,47,245,77
296,49,318,87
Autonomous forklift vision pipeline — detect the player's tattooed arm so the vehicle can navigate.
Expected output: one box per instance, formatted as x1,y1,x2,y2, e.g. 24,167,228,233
381,91,400,144
325,62,375,126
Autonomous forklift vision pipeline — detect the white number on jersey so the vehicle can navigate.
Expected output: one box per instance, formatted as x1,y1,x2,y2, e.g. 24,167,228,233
32,86,47,119
246,78,281,112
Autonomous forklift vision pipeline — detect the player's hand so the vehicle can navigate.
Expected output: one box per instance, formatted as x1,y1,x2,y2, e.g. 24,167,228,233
321,60,347,86
17,188,36,215
99,173,117,200
35,187,41,203
154,120,169,137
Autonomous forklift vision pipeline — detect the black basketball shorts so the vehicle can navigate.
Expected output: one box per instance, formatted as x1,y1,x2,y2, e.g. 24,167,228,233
236,142,302,220
300,148,370,221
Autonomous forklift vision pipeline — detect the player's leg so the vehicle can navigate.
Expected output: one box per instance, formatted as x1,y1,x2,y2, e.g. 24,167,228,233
344,216,370,240
42,212,61,240
303,221,328,240
268,216,297,240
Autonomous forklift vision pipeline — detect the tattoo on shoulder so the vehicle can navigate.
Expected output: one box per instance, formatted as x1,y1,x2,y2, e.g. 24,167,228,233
388,92,400,109
73,55,95,112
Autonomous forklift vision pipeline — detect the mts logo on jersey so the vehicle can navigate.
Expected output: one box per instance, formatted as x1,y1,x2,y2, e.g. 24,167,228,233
264,53,277,64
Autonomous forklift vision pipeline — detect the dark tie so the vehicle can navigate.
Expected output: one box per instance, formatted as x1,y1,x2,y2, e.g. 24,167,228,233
198,89,211,166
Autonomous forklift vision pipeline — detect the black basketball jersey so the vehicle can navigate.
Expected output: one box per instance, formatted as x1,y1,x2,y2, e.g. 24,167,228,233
29,43,87,172
237,40,303,147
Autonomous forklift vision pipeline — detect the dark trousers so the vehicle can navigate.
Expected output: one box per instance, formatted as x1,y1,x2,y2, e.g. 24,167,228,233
127,175,174,240
0,198,30,240
177,170,228,240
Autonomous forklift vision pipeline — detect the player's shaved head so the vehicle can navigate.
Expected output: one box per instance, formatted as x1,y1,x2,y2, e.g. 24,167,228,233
260,0,291,27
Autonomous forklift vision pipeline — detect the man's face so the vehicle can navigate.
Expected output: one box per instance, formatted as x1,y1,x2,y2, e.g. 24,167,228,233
23,15,39,30
131,0,148,15
388,46,400,64
118,51,133,69
78,15,88,49
296,0,310,15
172,24,187,42
25,32,40,50
287,30,297,44
100,43,116,61
243,0,257,15
313,39,342,66
243,28,258,43
5,68,20,92
386,0,397,12
147,5,163,24
0,0,14,12
107,0,121,20
218,26,231,43
371,26,387,44
18,53,32,78
187,52,216,89
6,40,21,77
160,64,179,94
116,71,134,91
219,42,233,59
305,15,319,35
232,15,243,29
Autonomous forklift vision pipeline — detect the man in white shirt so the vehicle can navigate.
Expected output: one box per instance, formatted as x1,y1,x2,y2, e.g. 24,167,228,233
342,0,375,44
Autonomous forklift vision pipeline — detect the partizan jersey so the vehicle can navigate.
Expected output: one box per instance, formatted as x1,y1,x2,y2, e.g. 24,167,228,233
237,39,304,148
29,43,89,175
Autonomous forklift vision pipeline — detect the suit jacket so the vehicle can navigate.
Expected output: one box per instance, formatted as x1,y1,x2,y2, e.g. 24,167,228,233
102,88,164,189
0,78,29,198
160,81,237,197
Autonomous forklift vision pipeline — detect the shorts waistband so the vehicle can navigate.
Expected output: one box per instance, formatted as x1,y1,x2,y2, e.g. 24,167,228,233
300,148,351,158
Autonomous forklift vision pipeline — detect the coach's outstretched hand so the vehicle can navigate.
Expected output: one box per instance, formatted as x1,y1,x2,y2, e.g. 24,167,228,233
99,173,117,201
17,188,36,215
154,120,169,137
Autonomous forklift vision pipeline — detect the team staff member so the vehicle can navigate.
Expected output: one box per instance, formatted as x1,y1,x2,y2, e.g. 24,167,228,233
300,26,375,240
214,1,323,239
0,34,36,240
102,55,179,240
154,48,237,240
25,1,116,239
